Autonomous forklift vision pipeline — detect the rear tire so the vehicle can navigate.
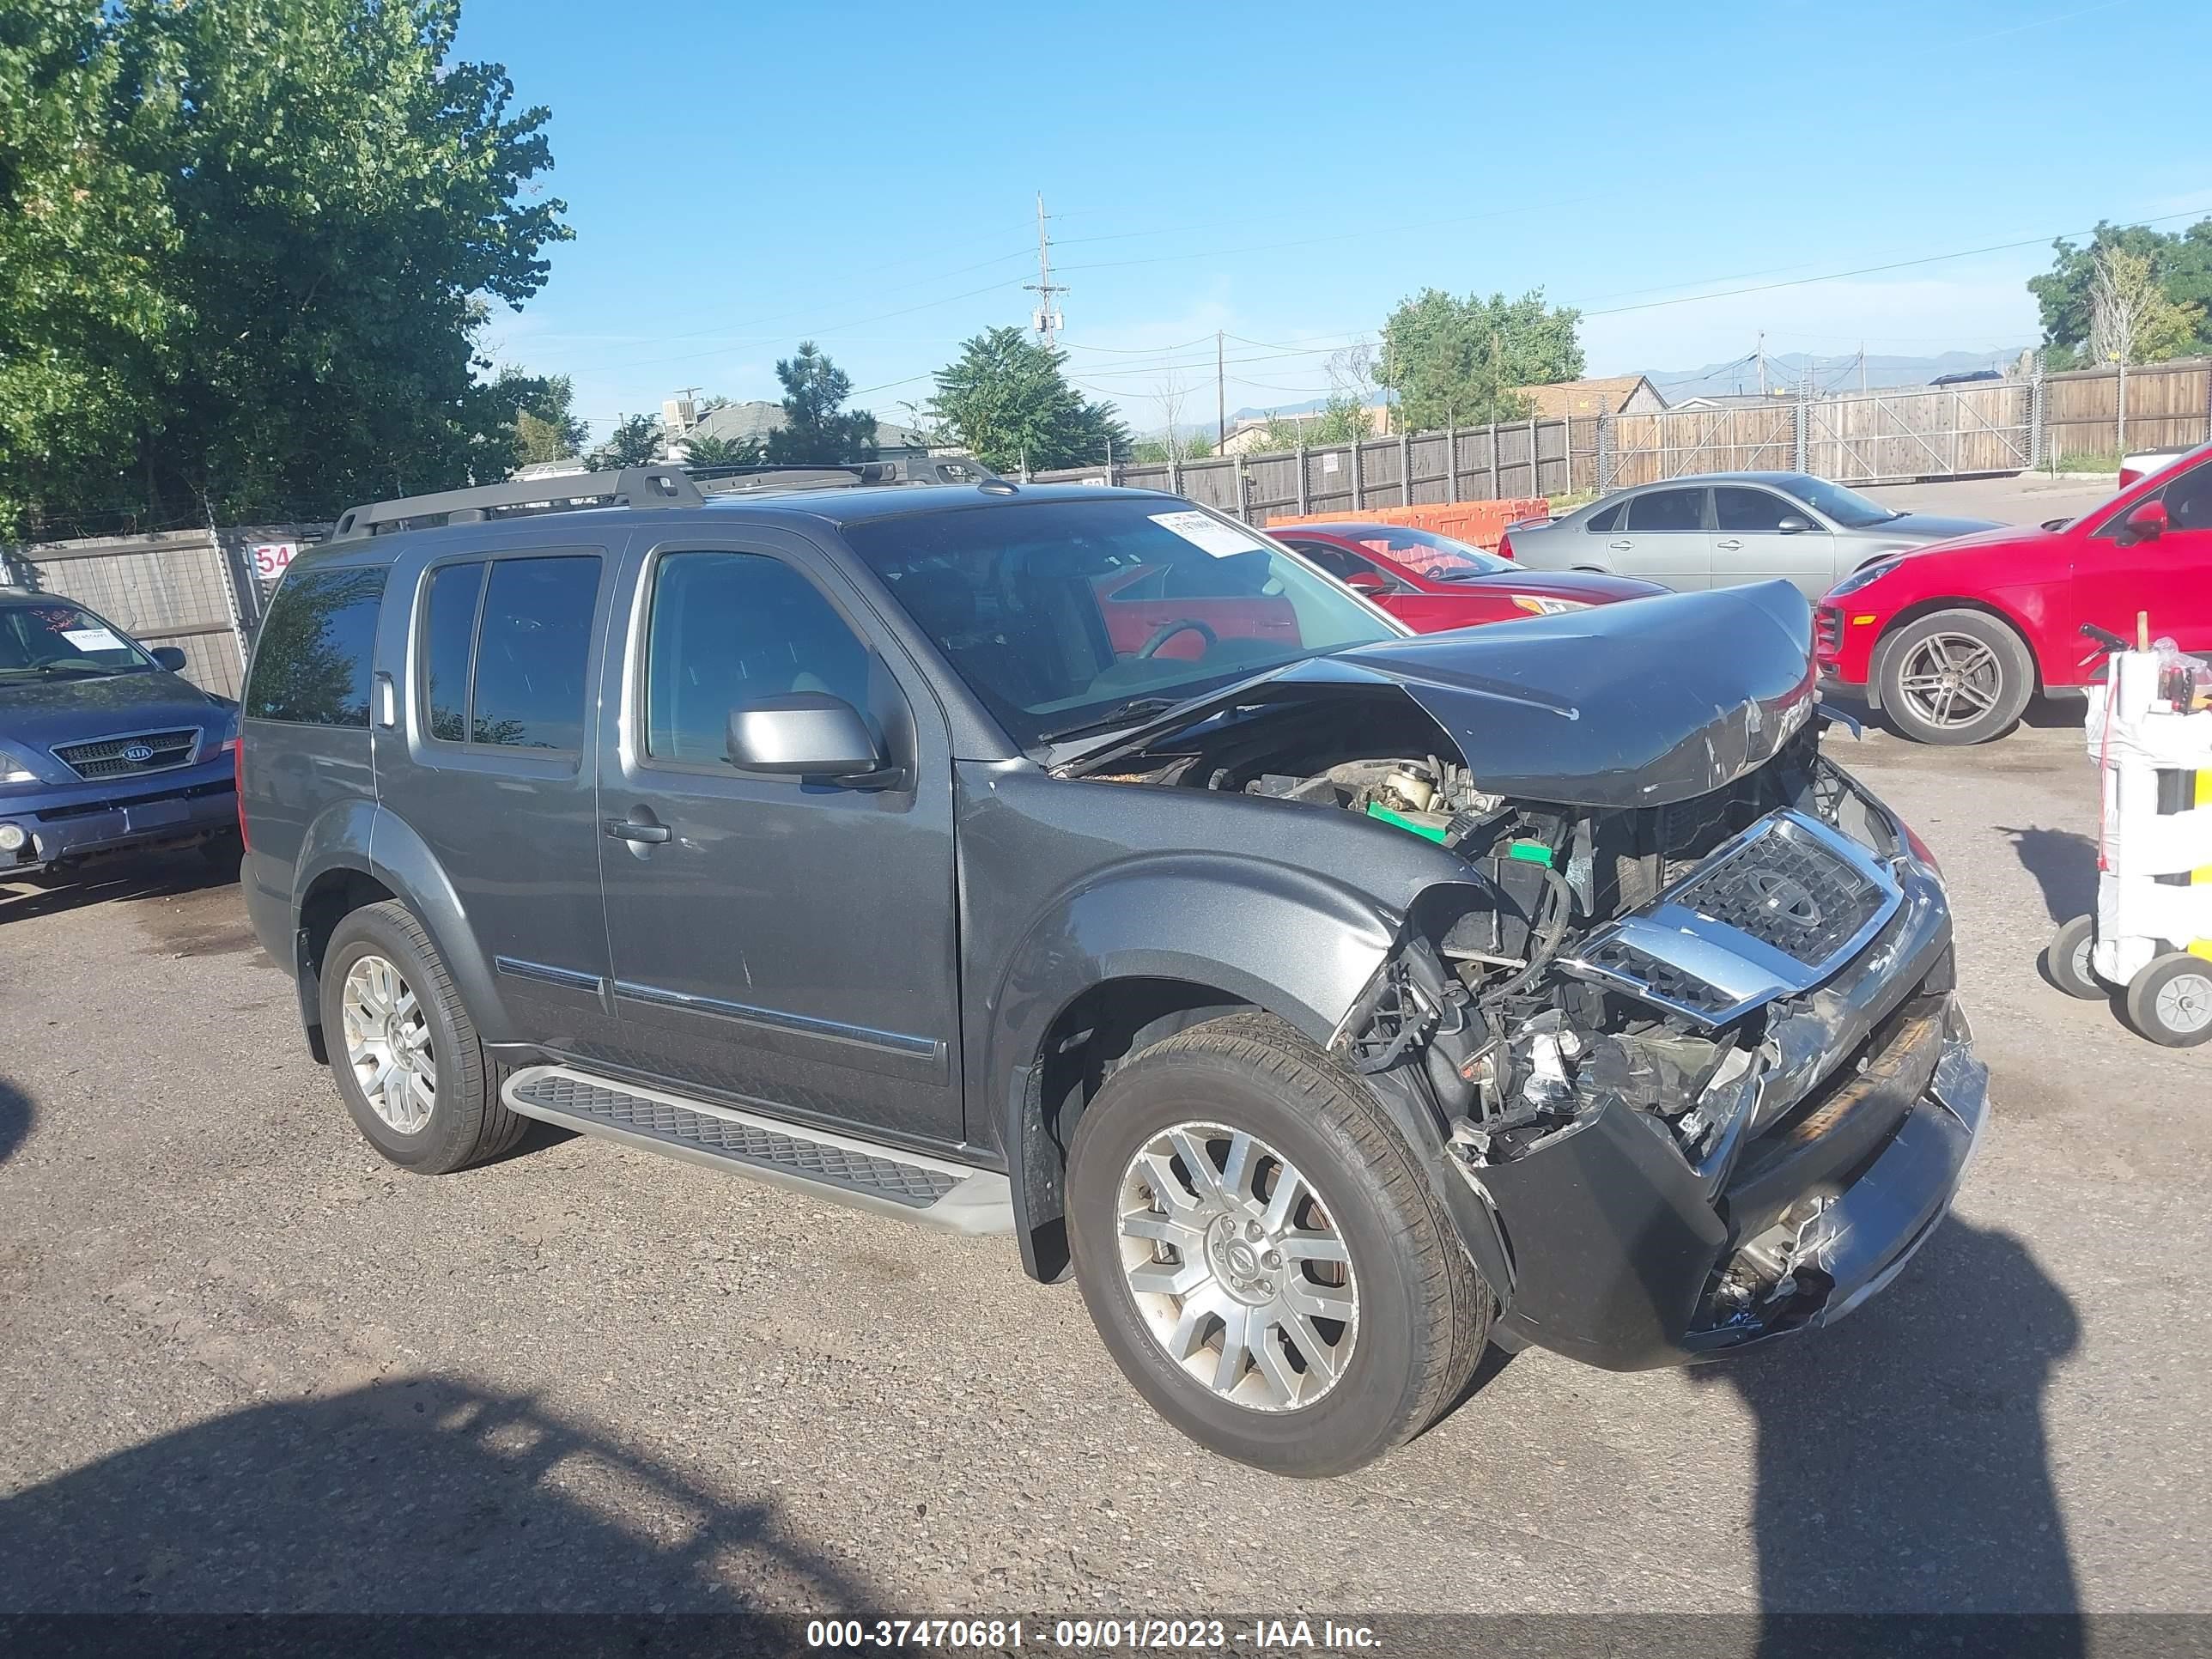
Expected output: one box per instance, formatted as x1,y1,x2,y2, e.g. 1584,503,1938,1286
2043,915,2104,1000
1877,610,2034,745
2124,953,2212,1048
319,901,525,1172
1065,1012,1490,1478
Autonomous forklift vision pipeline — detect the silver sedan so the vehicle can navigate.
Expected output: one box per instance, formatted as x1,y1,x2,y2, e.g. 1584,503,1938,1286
1506,472,1999,599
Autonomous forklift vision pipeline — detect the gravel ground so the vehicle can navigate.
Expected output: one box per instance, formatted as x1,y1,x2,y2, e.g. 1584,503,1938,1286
2,713,2206,1620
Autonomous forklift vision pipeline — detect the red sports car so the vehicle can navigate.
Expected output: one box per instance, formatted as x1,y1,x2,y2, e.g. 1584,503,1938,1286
1267,521,1662,631
1814,441,2212,744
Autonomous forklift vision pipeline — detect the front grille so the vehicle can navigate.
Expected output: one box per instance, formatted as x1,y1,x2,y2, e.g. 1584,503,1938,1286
1672,816,1889,966
50,727,200,781
1577,939,1735,1015
1815,606,1843,650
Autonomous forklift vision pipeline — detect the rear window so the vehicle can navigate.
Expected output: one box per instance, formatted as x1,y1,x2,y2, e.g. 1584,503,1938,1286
245,567,386,726
464,556,602,750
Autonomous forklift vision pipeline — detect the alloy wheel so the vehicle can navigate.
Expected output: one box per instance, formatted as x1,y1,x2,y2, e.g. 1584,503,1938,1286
1896,632,2003,730
1115,1122,1358,1412
340,953,438,1134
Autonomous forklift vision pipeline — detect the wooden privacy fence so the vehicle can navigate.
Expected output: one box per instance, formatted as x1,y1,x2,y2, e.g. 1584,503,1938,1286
1034,415,1590,523
0,523,325,701
2042,358,2212,461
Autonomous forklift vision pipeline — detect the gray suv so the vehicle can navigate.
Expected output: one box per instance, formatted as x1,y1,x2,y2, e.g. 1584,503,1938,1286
241,465,1989,1477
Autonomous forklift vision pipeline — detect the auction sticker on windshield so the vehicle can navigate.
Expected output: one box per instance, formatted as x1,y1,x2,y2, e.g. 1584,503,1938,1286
61,627,126,653
1150,510,1267,558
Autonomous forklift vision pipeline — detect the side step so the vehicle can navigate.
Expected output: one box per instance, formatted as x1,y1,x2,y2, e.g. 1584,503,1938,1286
500,1065,1014,1236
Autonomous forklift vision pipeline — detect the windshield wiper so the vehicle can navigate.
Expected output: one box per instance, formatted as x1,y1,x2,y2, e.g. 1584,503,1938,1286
1036,696,1188,744
34,661,119,678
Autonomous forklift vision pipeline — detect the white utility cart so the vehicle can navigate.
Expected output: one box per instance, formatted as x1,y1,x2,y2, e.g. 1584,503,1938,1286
2044,644,2212,1045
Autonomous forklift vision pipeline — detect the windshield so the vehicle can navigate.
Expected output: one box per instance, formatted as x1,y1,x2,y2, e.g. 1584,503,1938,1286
0,601,155,682
1772,476,1899,528
1321,526,1514,580
841,497,1401,747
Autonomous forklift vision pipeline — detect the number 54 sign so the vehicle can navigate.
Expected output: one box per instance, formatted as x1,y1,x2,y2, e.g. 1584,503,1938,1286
250,542,298,580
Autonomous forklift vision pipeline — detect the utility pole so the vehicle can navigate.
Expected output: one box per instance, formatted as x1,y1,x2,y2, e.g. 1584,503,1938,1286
1857,345,1866,397
1025,192,1066,350
1216,330,1226,449
1756,331,1766,398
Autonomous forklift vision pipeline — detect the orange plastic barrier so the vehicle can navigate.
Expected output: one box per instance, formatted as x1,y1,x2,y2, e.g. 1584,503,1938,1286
1265,497,1549,553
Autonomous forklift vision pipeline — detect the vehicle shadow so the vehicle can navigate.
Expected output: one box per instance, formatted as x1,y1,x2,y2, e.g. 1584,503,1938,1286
2000,824,2100,925
0,848,235,927
1699,1218,2082,1649
0,1076,30,1170
0,1376,881,1632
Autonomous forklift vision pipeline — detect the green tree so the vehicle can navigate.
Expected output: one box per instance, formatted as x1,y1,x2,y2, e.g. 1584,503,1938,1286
682,433,763,469
764,342,877,465
587,413,663,469
0,0,570,538
494,368,588,465
927,326,1129,472
2031,220,2212,368
1377,289,1584,430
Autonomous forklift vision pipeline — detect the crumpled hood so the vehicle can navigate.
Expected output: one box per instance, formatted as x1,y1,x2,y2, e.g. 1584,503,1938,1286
0,671,232,755
1073,580,1820,809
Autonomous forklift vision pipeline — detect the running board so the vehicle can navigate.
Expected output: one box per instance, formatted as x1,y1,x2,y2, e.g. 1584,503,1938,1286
500,1065,1014,1236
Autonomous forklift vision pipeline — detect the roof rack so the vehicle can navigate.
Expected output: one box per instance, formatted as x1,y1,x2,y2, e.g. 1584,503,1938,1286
327,465,702,543
326,453,1006,544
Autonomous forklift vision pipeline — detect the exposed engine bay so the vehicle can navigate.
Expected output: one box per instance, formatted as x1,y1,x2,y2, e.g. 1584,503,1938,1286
1071,686,1930,1223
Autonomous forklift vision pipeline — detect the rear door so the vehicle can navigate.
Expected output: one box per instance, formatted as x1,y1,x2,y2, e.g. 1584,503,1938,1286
1610,486,1714,590
2074,455,2212,655
374,544,617,1048
1712,485,1838,597
592,530,965,1148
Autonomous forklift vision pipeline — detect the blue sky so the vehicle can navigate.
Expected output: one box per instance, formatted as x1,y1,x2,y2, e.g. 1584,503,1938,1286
457,0,2212,439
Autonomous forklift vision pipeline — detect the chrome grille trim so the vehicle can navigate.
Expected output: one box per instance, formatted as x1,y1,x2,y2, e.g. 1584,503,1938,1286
50,726,203,781
1564,810,1904,1027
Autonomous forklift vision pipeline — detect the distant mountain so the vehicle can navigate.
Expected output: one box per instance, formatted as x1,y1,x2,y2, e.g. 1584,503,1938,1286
1638,349,2035,400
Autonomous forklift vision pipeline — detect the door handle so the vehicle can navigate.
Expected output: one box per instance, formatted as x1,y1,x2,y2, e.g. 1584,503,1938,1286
605,817,671,845
1608,539,1632,551
1716,538,1743,551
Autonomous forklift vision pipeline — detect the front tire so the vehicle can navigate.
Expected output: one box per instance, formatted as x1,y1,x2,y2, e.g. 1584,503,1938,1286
1066,1013,1490,1478
319,901,524,1172
2124,953,2212,1048
1878,610,2034,744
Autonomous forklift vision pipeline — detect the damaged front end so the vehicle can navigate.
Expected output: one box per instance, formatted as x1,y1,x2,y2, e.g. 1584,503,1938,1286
1064,583,1990,1369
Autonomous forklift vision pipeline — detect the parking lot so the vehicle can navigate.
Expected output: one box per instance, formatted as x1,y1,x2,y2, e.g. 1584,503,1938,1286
3,690,2208,1620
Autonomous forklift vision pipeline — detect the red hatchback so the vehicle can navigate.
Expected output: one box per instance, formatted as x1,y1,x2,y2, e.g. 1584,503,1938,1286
1269,522,1662,631
1814,443,2212,744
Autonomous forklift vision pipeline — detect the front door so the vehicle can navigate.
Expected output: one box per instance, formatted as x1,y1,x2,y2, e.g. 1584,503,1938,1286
593,532,965,1149
1612,485,1714,591
2073,455,2212,658
1712,485,1838,598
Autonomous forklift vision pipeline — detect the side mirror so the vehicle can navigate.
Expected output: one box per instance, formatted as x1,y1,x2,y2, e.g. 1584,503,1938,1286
1776,515,1814,535
1341,568,1391,597
2122,498,2168,543
150,645,187,672
726,693,891,781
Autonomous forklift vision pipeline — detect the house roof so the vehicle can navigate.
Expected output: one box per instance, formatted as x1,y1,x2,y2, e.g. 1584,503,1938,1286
1510,375,1659,418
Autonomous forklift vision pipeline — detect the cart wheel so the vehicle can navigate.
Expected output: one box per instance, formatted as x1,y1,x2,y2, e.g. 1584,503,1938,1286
2042,915,2104,1000
2124,953,2212,1048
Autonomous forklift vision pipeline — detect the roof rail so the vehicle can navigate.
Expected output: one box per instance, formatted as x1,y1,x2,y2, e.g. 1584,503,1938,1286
326,465,702,543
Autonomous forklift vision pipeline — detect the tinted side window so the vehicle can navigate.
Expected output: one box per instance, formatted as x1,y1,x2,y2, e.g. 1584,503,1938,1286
1715,488,1796,532
1290,542,1369,581
1626,489,1706,532
1584,501,1624,533
647,552,872,764
245,568,386,726
421,562,485,742
469,556,601,750
2166,460,2212,531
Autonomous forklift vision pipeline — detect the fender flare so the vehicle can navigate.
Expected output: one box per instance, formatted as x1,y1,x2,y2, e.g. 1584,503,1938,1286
986,855,1512,1301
